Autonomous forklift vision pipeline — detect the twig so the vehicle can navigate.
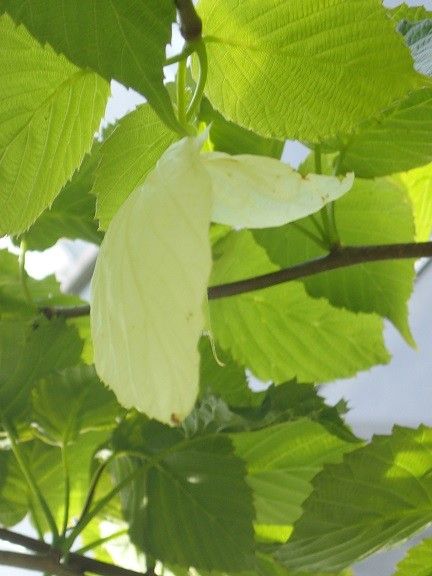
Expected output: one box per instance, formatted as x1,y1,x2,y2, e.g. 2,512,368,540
0,527,150,576
0,550,80,576
208,242,432,299
175,0,202,41
40,241,432,318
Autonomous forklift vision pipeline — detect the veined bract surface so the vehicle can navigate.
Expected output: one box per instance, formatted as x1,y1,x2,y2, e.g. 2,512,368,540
91,135,354,425
91,137,213,425
203,152,354,228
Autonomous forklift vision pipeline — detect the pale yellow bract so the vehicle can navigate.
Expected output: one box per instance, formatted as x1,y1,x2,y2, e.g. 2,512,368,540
91,137,213,425
91,136,355,425
204,152,354,228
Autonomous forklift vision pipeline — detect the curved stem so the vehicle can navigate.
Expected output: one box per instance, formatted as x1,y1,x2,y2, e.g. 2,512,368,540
19,239,34,307
164,43,195,66
186,40,208,121
315,145,340,248
61,445,71,538
290,222,328,250
64,462,145,551
74,529,128,555
3,421,59,544
176,58,187,127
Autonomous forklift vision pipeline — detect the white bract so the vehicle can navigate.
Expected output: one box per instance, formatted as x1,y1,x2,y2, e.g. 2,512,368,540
91,137,213,425
91,136,355,425
203,152,354,228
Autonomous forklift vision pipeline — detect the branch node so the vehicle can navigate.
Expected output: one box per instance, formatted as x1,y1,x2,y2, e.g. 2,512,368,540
175,0,202,41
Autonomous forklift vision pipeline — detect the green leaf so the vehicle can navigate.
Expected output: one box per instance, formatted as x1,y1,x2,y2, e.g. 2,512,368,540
400,19,432,77
0,0,181,133
210,231,389,383
248,381,357,443
0,451,27,527
388,4,432,22
0,431,108,531
93,104,177,229
0,15,109,235
199,99,284,158
196,0,422,140
330,88,432,177
0,318,83,423
143,436,255,570
113,418,256,571
18,138,104,250
91,138,212,425
394,538,432,576
199,338,260,407
0,249,83,317
277,425,432,573
32,365,120,446
254,176,416,345
398,163,432,241
232,419,359,537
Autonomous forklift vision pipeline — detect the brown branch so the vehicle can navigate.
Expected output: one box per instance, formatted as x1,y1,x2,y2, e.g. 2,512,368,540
39,241,432,318
208,241,432,299
0,527,148,576
175,0,202,41
0,550,81,576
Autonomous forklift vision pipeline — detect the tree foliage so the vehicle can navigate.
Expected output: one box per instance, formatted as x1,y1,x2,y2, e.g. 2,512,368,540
0,2,432,576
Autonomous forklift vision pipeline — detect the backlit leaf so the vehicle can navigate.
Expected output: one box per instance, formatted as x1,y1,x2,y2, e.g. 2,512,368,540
0,15,109,235
197,0,422,140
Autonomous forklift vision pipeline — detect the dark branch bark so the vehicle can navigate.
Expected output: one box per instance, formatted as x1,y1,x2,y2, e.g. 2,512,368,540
208,241,432,299
0,550,81,576
0,527,148,576
39,241,432,318
175,0,202,41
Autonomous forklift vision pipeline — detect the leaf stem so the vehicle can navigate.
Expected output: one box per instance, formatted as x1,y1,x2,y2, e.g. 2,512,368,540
176,58,187,127
19,239,34,307
290,222,328,250
74,529,128,555
164,43,195,66
64,455,144,551
3,421,59,544
60,445,71,538
186,40,208,121
315,145,340,249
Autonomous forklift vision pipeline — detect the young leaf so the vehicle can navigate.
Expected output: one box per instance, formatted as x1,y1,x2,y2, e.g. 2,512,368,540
0,0,181,133
254,176,416,345
0,15,109,235
394,537,432,576
91,138,213,425
232,419,359,535
93,104,176,229
196,0,422,140
203,152,354,228
277,425,432,573
210,231,389,384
